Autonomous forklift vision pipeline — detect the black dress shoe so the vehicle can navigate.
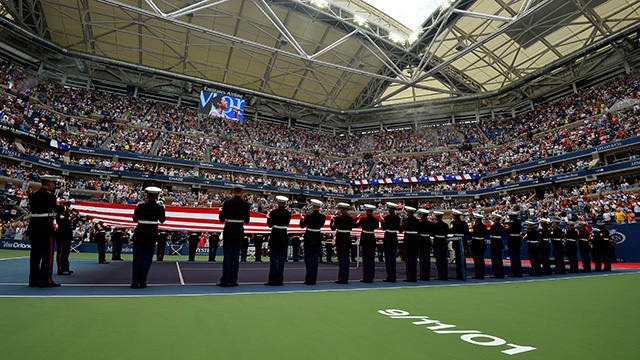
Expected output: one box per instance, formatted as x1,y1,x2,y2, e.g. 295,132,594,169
382,279,396,283
99,261,110,264
419,278,430,281
228,283,238,287
360,280,373,283
130,284,140,289
334,280,348,284
28,283,38,287
39,282,61,288
139,284,147,288
490,275,504,279
303,281,316,285
217,282,229,287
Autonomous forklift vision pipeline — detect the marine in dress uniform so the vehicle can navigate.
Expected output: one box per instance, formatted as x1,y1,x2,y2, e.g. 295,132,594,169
157,230,169,261
449,210,470,280
131,186,166,289
577,222,592,273
330,202,355,284
355,204,379,283
590,227,603,272
470,213,487,279
599,223,613,271
505,212,523,277
253,234,264,262
291,235,301,262
265,196,291,286
27,175,60,287
188,232,201,261
417,209,433,281
208,232,219,261
523,221,541,276
550,219,566,274
399,206,419,282
538,219,553,275
489,213,505,279
218,184,251,287
55,201,74,275
432,211,449,280
111,227,125,261
300,199,326,285
563,222,580,273
93,222,109,264
381,202,401,282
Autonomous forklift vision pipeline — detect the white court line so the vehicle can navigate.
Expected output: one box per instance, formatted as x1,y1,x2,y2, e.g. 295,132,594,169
176,262,185,285
0,271,638,298
0,256,29,261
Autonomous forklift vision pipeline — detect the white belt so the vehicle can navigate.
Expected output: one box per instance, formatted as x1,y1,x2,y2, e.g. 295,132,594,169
272,225,288,229
473,237,485,240
226,219,244,223
337,230,351,233
527,241,538,244
361,230,375,234
491,235,502,239
404,231,418,235
31,213,54,218
565,239,576,242
542,239,551,242
419,234,430,237
138,220,158,225
578,238,589,242
306,228,321,232
385,230,398,233
435,235,446,239
552,238,563,241
451,234,465,237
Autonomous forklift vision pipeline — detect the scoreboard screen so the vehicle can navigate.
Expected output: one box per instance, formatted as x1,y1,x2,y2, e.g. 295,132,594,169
198,87,245,121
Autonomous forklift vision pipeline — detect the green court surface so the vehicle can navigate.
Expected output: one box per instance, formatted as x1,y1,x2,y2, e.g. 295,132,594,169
1,249,638,360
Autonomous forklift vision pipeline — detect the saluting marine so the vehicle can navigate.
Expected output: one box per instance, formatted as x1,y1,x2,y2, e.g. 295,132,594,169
399,206,420,282
330,202,355,284
380,202,401,282
489,213,505,279
538,219,553,275
265,196,291,286
355,204,379,283
564,222,580,273
523,221,541,276
218,184,251,287
577,222,592,273
449,210,470,280
550,219,566,274
470,213,488,279
300,199,327,285
432,211,449,280
130,186,166,289
505,212,523,277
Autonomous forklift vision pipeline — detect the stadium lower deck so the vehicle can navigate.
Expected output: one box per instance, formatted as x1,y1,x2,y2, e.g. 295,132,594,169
2,253,639,297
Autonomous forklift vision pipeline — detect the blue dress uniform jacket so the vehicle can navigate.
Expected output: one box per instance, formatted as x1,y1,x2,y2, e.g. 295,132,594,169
578,228,592,272
355,214,379,282
381,213,401,281
489,223,505,278
506,220,523,277
26,188,58,287
266,207,291,285
331,213,355,283
432,220,450,280
470,223,488,279
449,219,470,280
539,227,552,275
218,195,251,286
417,219,433,280
299,210,327,284
400,216,420,281
564,228,579,273
524,229,541,276
131,200,166,288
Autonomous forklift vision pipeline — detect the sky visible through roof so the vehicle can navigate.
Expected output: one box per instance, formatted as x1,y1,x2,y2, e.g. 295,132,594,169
363,0,442,30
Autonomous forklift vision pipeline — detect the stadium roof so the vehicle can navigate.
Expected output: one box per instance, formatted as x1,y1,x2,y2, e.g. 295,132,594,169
0,0,639,124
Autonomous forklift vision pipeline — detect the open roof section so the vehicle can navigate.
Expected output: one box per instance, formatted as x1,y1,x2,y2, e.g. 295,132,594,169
0,0,639,125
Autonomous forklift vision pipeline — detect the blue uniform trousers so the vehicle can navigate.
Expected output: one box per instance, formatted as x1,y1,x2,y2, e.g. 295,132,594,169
30,236,55,286
383,244,397,281
132,241,156,286
220,239,241,285
267,243,287,285
403,245,418,281
304,244,321,284
361,244,376,282
336,244,350,283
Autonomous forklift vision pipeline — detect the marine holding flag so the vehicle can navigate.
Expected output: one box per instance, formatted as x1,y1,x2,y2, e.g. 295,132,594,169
130,186,166,289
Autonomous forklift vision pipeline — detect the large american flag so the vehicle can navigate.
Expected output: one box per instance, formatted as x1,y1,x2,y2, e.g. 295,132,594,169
70,201,398,238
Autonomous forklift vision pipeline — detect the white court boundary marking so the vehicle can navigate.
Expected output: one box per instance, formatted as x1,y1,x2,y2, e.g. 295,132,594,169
0,271,637,298
176,262,185,285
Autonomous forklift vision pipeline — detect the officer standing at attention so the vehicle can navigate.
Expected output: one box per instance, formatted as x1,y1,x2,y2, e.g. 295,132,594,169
550,219,566,274
157,230,169,261
489,213,505,279
93,221,109,264
505,212,523,277
590,227,603,272
432,211,449,280
355,204,379,283
380,202,400,282
208,232,220,262
55,201,74,275
577,221,592,273
253,234,264,262
131,186,166,289
188,231,200,261
300,199,326,285
449,210,470,280
523,221,541,276
399,206,420,282
330,202,355,284
27,175,60,287
598,223,613,271
538,219,553,275
291,235,301,262
564,222,580,273
111,227,125,261
417,209,433,281
218,184,251,287
469,213,487,279
265,196,291,286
